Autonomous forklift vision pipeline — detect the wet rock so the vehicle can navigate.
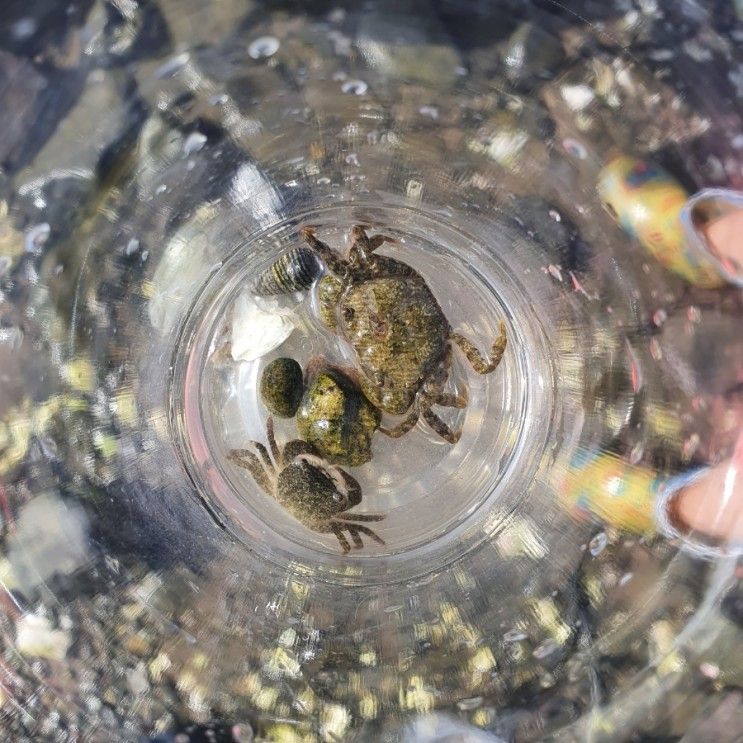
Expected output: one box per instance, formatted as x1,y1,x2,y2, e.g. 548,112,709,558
681,692,743,743
0,50,47,168
149,721,252,743
0,0,94,60
158,0,254,52
500,22,566,87
357,10,462,88
95,0,171,66
17,69,125,186
504,196,591,272
0,202,25,273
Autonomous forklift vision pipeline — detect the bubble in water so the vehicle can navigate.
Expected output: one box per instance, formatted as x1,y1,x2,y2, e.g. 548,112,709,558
341,79,368,95
249,36,280,60
588,531,608,556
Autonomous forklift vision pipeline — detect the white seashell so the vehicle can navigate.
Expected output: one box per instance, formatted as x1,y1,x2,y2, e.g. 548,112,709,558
230,293,295,362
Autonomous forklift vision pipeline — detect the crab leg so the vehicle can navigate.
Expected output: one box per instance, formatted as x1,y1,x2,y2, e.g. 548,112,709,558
333,468,362,504
350,225,395,261
348,529,365,550
266,416,282,466
334,513,386,522
379,407,420,438
328,523,352,553
301,226,348,277
451,321,507,375
252,441,275,474
421,405,462,444
227,449,274,494
433,392,468,409
348,524,385,545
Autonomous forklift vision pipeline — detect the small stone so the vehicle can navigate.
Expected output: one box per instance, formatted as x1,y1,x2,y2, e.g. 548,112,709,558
0,50,46,166
341,79,368,95
561,84,595,111
126,663,150,697
532,638,560,660
588,532,608,556
260,357,304,418
249,36,280,60
15,613,71,661
501,23,565,85
356,12,462,88
125,632,151,657
183,132,207,155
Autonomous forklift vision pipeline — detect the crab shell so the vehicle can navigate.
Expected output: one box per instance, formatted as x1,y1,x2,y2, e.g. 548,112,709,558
317,264,452,415
275,453,361,523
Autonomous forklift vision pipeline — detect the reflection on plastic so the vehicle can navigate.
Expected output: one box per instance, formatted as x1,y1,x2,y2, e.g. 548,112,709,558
402,714,506,743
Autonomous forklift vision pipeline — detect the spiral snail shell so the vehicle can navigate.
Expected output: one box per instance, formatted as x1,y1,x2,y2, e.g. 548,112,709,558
253,246,322,296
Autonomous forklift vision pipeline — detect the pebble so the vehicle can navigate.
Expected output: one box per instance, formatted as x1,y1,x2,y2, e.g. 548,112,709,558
127,663,150,696
588,531,609,556
15,613,72,661
24,223,50,253
561,84,596,111
183,132,208,155
501,22,565,85
248,36,280,60
341,79,368,95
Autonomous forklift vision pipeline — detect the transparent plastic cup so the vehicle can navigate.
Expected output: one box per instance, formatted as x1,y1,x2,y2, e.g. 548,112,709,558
0,2,741,741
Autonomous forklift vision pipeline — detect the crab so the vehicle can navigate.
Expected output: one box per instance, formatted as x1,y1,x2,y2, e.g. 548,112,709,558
228,417,385,553
302,225,508,443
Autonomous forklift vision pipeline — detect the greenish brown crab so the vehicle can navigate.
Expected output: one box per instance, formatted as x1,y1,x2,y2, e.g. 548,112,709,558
228,417,385,553
303,225,508,443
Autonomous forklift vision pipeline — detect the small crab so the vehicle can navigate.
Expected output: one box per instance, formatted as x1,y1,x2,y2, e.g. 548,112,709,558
228,417,385,553
302,225,508,443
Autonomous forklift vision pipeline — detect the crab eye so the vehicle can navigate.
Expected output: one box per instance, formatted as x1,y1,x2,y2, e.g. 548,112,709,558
342,306,355,322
